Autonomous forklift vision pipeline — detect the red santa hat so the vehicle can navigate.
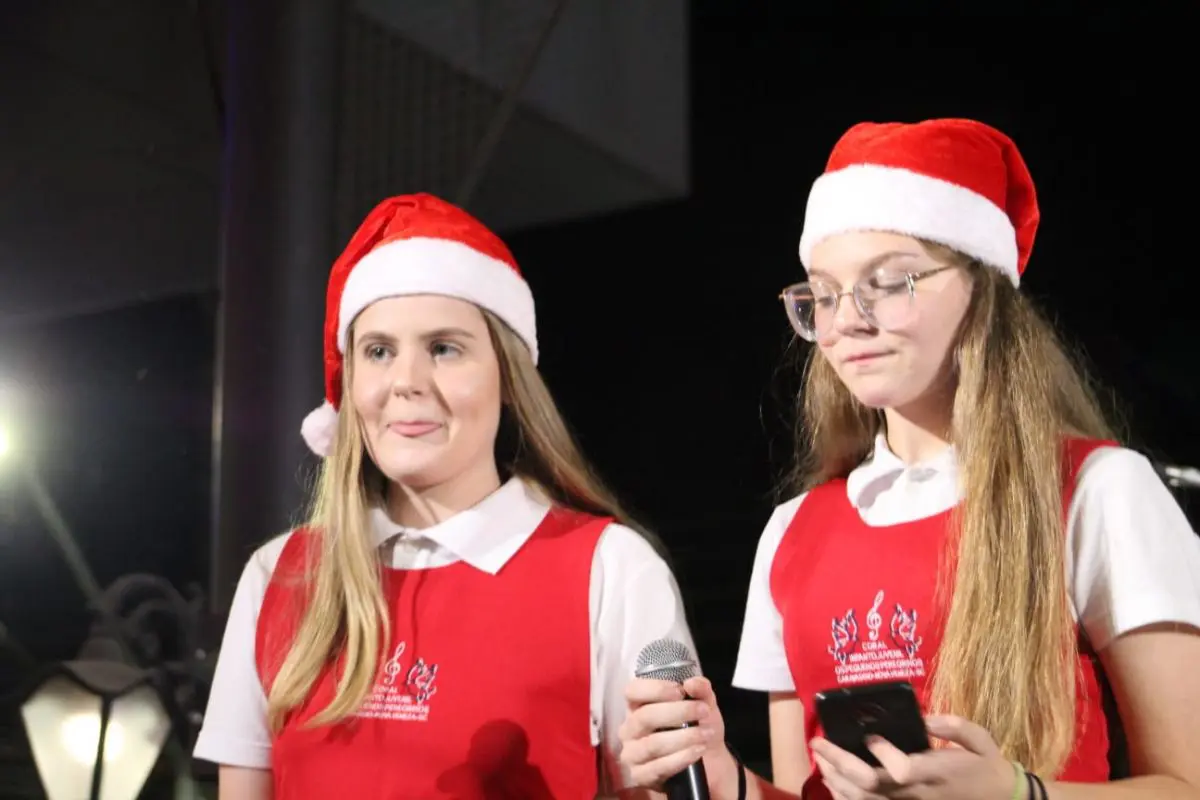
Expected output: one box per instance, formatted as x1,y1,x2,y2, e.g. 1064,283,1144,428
300,193,536,457
798,118,1039,284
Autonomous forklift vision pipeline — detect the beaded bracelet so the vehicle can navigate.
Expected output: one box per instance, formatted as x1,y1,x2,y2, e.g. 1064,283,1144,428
1010,761,1026,800
1028,771,1048,800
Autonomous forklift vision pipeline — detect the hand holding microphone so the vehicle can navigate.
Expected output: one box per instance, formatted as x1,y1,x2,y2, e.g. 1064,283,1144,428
618,639,742,800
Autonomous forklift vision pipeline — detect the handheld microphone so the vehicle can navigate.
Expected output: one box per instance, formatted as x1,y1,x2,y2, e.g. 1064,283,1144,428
635,638,711,800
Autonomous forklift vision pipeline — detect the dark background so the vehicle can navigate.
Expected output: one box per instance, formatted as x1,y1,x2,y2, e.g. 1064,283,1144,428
0,2,1194,796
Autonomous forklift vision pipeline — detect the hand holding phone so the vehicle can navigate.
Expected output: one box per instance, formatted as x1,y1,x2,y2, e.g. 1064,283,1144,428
814,681,931,768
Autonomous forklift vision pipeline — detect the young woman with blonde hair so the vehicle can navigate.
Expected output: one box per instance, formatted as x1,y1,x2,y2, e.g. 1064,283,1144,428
194,193,695,799
617,119,1200,800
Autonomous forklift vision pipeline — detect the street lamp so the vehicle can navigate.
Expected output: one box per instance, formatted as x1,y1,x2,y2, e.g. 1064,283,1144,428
1,405,211,797
18,573,213,800
20,635,171,800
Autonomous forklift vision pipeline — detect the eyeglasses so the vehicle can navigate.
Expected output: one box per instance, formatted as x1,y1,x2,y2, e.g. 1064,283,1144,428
779,264,957,342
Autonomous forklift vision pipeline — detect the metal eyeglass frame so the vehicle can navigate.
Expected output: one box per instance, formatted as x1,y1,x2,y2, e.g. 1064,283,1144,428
778,264,958,341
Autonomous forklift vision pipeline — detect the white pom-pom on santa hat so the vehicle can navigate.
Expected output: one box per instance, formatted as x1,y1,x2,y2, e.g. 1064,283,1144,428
798,118,1040,285
300,193,537,457
300,400,338,458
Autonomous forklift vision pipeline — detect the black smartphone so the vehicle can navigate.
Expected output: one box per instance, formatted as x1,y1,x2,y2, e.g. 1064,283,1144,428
813,681,931,768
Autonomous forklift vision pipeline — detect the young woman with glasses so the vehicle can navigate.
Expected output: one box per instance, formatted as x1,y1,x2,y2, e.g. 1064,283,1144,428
616,119,1200,800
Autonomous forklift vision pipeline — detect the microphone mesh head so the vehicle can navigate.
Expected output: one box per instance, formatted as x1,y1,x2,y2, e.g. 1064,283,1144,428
634,638,698,684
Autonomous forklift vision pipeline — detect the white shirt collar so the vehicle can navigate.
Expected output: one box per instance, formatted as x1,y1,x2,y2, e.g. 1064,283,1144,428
368,478,551,575
845,433,958,509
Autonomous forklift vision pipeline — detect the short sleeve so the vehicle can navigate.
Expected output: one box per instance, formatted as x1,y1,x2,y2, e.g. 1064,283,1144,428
731,495,806,693
192,534,290,769
1068,446,1200,652
590,524,698,792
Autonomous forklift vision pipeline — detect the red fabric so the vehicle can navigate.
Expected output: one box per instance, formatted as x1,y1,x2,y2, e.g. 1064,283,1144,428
824,119,1038,273
320,193,521,408
770,439,1117,798
256,508,606,799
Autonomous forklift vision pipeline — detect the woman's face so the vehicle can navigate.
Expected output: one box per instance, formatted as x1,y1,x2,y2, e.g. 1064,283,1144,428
807,231,974,414
349,294,503,492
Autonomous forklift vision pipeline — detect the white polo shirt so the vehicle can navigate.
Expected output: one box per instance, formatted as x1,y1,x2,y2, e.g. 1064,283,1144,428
194,477,697,791
733,436,1200,692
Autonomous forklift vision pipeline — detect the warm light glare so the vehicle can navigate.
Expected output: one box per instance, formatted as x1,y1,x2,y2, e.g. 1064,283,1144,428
60,712,125,766
1164,464,1200,488
0,425,9,458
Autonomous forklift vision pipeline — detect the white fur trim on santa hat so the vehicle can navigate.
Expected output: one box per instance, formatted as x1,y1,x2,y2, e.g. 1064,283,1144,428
301,400,338,458
798,164,1020,285
337,237,538,362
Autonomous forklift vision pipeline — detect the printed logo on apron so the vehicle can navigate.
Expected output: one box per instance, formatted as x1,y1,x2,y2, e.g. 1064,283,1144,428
357,640,441,722
827,589,926,685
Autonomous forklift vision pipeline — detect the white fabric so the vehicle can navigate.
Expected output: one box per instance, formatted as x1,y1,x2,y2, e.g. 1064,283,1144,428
732,435,1200,692
337,236,538,363
299,400,337,457
797,164,1021,285
193,478,696,793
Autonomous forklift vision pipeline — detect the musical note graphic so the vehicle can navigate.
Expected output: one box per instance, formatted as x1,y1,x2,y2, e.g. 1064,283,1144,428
866,590,884,641
382,641,407,686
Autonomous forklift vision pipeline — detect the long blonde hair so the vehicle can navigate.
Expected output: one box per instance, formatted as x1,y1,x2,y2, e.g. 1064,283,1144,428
785,242,1114,776
266,309,649,731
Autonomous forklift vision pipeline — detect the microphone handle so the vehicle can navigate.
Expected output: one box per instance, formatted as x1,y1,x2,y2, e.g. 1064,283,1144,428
663,721,710,800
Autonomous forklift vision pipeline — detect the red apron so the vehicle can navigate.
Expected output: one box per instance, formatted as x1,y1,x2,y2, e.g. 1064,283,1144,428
770,439,1117,798
256,507,607,798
